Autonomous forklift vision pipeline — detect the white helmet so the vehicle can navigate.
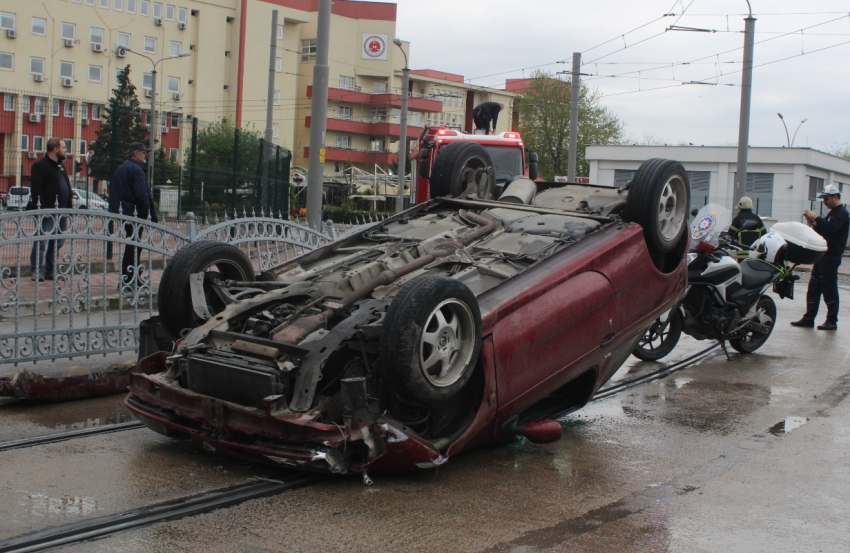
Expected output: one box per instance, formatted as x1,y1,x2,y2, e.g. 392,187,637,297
749,231,787,264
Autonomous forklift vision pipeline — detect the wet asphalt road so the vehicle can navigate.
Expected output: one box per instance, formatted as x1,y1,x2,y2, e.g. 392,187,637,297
0,284,848,553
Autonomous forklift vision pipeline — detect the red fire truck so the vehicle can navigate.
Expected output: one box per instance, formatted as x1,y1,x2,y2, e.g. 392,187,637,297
412,127,539,204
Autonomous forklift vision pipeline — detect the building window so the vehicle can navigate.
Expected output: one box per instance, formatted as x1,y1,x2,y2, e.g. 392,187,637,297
272,123,279,139
80,103,88,120
169,148,178,162
144,36,156,53
0,12,15,31
614,169,636,187
127,0,136,14
22,96,30,113
371,107,387,122
100,0,109,8
275,58,282,72
92,105,101,120
21,135,29,151
87,0,96,5
115,69,123,84
339,76,355,90
140,0,149,16
117,32,130,48
59,61,74,79
34,98,45,114
30,57,45,75
167,76,179,93
178,7,187,23
374,82,388,94
33,136,44,152
169,41,181,57
31,17,46,36
153,2,162,19
142,72,152,90
52,100,60,116
808,176,825,201
336,135,351,149
90,27,104,44
734,173,775,216
370,138,385,152
170,112,179,127
3,94,14,111
114,0,124,11
88,65,102,82
301,39,317,63
273,90,280,106
61,22,76,41
64,102,74,117
277,25,283,40
165,5,175,20
63,139,72,153
338,105,352,120
80,140,87,155
688,171,711,205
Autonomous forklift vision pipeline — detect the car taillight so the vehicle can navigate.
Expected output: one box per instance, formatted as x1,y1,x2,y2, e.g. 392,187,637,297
697,241,715,253
437,129,457,136
504,132,520,139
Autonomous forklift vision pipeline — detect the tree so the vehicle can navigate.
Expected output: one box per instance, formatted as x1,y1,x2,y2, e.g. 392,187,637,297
516,70,624,180
152,147,181,188
89,65,147,180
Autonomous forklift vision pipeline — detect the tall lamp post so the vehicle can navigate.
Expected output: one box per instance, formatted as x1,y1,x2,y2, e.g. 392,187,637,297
122,48,192,190
777,113,807,147
393,38,409,214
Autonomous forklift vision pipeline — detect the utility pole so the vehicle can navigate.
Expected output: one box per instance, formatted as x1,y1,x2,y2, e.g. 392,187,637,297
733,2,756,210
261,10,279,213
306,0,331,230
567,52,581,183
393,38,409,214
149,67,157,190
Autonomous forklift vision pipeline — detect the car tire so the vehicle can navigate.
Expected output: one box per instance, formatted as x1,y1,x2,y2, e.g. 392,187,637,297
429,142,494,199
158,241,255,336
632,308,683,361
380,275,482,408
625,158,690,255
730,295,776,354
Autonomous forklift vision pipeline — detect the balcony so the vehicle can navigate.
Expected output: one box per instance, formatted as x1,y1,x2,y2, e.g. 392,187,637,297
306,115,424,138
307,86,443,113
304,146,397,166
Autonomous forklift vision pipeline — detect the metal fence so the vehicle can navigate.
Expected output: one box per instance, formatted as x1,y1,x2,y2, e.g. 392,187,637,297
0,208,333,365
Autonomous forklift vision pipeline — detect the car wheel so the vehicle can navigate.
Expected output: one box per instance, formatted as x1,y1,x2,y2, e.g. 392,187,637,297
625,158,690,255
158,241,255,336
730,295,776,354
380,275,482,408
429,142,494,199
632,308,682,361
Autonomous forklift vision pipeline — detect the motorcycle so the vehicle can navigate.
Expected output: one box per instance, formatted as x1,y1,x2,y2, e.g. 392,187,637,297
633,204,826,361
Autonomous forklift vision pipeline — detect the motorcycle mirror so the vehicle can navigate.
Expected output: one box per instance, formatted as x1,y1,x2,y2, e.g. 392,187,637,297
690,207,699,217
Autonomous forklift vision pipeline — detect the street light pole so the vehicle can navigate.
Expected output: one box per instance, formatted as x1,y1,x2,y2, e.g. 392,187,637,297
777,113,791,147
791,118,808,147
733,1,756,210
393,38,409,214
306,0,331,230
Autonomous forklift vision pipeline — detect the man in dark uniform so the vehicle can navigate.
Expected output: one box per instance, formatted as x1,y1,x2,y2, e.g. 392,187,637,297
472,102,504,134
792,184,849,330
27,138,72,281
109,142,158,288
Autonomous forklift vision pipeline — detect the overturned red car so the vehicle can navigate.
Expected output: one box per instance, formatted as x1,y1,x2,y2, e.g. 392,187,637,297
126,152,691,474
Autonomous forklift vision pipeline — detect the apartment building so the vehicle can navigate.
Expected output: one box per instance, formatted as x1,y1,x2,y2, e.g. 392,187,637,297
0,0,514,192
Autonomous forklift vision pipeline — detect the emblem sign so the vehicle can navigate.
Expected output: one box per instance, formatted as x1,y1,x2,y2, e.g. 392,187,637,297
692,213,717,240
361,33,388,60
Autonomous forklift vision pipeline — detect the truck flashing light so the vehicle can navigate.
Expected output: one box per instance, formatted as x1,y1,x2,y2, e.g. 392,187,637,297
437,129,457,136
504,132,520,139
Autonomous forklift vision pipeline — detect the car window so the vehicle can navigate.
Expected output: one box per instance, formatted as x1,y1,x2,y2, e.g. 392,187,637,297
483,146,523,183
10,187,29,195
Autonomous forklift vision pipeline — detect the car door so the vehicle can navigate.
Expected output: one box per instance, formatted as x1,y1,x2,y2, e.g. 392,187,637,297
492,270,618,419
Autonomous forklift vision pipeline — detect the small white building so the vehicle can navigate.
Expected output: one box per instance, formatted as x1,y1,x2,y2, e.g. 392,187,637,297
587,146,850,228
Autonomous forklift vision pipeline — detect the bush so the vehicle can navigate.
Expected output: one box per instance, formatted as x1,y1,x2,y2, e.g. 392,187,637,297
324,203,387,224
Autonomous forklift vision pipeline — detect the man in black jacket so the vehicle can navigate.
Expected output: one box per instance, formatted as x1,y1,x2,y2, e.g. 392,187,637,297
109,142,158,288
472,102,504,134
793,185,849,330
27,138,72,281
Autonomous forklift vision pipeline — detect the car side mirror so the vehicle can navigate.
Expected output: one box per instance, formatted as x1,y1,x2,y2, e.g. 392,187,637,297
528,151,539,163
690,207,699,217
528,162,539,180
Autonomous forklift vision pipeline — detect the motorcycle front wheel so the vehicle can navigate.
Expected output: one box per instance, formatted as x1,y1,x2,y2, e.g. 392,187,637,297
730,295,777,354
632,308,683,361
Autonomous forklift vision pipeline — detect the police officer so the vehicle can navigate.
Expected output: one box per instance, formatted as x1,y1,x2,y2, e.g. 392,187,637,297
792,184,849,330
729,196,766,246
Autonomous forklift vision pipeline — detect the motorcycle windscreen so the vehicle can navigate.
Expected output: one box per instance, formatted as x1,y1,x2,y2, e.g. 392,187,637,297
690,203,732,250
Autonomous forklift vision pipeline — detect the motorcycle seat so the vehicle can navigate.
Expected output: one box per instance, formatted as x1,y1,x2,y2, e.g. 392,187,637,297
740,259,778,289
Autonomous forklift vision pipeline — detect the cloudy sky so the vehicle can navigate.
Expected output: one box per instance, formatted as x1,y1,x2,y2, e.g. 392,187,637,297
391,0,849,152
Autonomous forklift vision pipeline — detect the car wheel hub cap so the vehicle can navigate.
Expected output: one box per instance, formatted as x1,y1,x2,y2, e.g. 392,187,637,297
657,176,687,242
420,299,475,386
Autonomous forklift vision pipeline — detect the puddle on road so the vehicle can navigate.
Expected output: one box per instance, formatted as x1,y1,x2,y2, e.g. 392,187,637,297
19,491,99,518
768,416,808,435
52,412,134,432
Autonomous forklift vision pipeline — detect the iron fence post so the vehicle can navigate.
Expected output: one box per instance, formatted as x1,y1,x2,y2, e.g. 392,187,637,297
186,212,197,242
231,128,240,214
188,117,198,213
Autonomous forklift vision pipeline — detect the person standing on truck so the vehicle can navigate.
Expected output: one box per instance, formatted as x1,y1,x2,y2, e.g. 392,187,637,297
109,142,158,289
792,185,849,330
472,102,505,134
27,138,72,281
728,196,766,255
